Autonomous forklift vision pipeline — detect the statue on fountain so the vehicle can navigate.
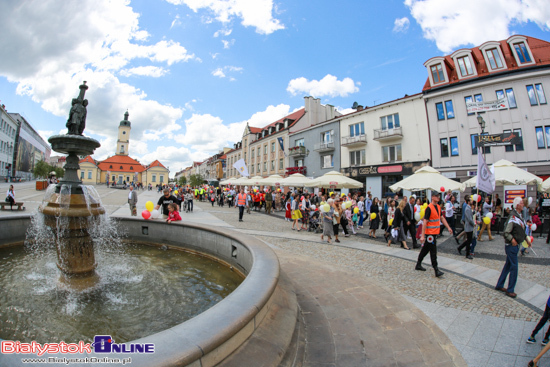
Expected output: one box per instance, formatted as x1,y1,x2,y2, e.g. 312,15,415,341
65,81,89,135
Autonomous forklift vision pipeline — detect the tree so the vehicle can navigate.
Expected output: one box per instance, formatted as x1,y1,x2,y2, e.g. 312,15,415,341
178,176,187,186
33,160,50,179
189,174,204,187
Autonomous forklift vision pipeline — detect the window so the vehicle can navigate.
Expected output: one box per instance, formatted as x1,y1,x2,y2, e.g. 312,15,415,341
152,175,157,182
430,64,445,83
382,144,402,162
350,150,366,166
535,126,550,149
380,114,400,130
257,163,260,172
257,149,260,157
271,142,275,152
88,171,92,179
80,171,84,179
503,129,524,152
436,101,454,120
436,103,445,120
295,138,304,147
263,162,267,171
464,96,474,116
160,175,164,183
279,159,283,169
535,84,547,105
295,159,303,167
250,165,254,174
120,166,123,169
271,160,275,170
450,137,459,156
120,145,124,153
445,101,455,119
486,48,504,69
264,145,268,155
527,85,538,105
457,56,474,76
505,88,517,108
349,122,365,137
123,131,126,135
440,138,449,157
474,94,485,114
321,131,332,142
321,155,334,169
251,148,254,157
514,42,532,64
470,134,491,154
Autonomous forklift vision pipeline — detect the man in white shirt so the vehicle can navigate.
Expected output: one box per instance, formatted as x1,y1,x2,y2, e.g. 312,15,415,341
128,186,138,216
443,195,456,237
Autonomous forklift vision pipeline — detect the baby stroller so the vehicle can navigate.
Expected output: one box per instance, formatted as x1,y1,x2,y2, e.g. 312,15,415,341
308,209,322,233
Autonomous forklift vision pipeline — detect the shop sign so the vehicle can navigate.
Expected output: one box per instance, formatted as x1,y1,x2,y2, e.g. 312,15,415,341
503,185,527,210
349,161,427,176
475,132,522,147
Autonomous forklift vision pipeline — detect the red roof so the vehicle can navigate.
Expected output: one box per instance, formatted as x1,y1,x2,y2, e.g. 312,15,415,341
98,155,145,173
79,155,96,166
423,35,550,92
249,126,262,133
251,108,306,143
147,160,166,169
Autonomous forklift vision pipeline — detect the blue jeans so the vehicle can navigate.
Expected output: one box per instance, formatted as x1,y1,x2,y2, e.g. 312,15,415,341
358,211,364,226
496,245,519,293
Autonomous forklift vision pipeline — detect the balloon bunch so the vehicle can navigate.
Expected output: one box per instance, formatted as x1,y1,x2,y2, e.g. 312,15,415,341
142,201,161,220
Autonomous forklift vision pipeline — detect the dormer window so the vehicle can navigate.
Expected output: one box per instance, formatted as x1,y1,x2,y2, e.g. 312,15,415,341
284,120,288,128
507,36,535,67
431,64,445,83
479,41,508,73
451,49,478,80
276,124,280,131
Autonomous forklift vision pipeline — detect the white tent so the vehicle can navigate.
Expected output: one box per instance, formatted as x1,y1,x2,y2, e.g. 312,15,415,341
463,159,543,189
389,166,465,192
304,171,362,189
238,175,265,186
542,177,550,193
279,173,312,187
219,177,236,186
256,174,284,186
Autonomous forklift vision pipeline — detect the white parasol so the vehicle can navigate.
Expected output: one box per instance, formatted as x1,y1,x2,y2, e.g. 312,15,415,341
389,166,465,192
304,170,362,189
463,159,543,189
279,173,312,187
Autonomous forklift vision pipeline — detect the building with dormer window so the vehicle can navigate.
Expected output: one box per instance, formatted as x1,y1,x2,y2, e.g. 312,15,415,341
423,35,550,183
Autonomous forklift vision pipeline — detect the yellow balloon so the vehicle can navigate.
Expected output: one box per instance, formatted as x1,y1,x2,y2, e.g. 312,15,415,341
145,201,154,212
354,207,359,214
522,241,529,248
370,213,376,220
322,203,330,213
341,193,346,197
329,192,334,196
483,216,491,225
320,201,326,205
174,190,178,195
389,218,393,226
420,210,425,219
422,203,428,209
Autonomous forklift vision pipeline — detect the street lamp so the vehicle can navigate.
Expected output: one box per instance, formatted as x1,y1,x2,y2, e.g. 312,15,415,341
477,115,486,133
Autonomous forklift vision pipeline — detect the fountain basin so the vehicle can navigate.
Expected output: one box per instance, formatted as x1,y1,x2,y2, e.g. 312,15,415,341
0,216,283,367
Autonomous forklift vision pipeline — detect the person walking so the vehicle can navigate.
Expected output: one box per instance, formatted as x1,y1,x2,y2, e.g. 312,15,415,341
477,196,494,241
443,195,456,238
291,193,303,231
527,293,550,346
6,185,15,210
368,197,380,238
128,185,138,216
236,189,247,222
455,195,471,244
415,192,452,277
333,201,348,242
388,199,410,249
457,197,474,259
403,196,419,248
185,190,194,212
321,198,335,244
495,196,530,298
265,189,273,214
357,196,365,228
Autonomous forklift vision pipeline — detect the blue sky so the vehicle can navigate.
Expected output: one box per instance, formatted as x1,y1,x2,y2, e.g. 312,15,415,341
0,0,549,175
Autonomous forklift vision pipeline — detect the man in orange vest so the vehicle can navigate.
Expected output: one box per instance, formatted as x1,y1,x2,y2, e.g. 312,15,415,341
236,188,248,222
415,192,453,277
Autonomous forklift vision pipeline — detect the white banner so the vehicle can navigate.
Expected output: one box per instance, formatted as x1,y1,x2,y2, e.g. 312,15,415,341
466,97,508,113
476,148,495,194
233,158,249,177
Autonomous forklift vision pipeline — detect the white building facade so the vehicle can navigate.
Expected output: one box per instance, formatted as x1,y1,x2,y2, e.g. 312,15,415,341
423,35,550,183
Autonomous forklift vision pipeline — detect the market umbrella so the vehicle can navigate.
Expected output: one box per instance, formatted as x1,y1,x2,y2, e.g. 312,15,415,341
219,177,235,186
279,173,312,187
238,175,264,186
389,166,465,192
256,174,284,186
304,171,362,189
463,159,543,189
542,177,550,193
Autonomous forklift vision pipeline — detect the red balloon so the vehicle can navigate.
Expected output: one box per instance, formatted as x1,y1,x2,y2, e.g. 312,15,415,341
440,186,445,192
142,210,151,220
477,196,482,202
414,207,417,212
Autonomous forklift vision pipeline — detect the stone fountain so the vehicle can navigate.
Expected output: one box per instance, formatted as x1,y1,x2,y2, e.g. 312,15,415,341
40,81,103,285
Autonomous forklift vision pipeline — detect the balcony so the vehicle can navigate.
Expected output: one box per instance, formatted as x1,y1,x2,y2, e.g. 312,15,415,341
341,134,367,147
373,126,403,141
286,166,307,176
313,141,335,152
288,145,308,158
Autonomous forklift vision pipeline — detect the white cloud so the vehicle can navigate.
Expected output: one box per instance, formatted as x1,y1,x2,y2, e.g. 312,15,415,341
393,17,410,33
171,15,182,29
172,104,292,154
138,145,194,172
166,0,284,35
334,107,355,115
287,74,360,98
214,28,233,37
222,39,235,49
212,66,243,79
405,0,550,53
120,66,168,78
211,52,220,59
0,1,187,153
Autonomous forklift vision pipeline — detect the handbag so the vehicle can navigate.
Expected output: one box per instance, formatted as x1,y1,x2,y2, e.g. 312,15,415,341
5,196,9,202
